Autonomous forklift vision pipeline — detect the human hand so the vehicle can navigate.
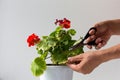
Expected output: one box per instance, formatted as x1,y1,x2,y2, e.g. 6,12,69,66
85,20,112,49
66,51,103,74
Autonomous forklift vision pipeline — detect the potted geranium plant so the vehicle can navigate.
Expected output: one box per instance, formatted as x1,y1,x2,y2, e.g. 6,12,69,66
27,18,84,80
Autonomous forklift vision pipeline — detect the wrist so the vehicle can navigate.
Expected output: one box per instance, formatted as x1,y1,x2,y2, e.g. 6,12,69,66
95,49,113,63
92,50,108,64
104,20,114,36
97,44,120,63
106,19,120,35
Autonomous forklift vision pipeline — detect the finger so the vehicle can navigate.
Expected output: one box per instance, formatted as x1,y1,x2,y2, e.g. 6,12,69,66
95,38,102,44
95,41,106,49
66,63,80,71
87,45,92,49
84,35,96,44
95,43,102,49
67,57,81,63
67,59,81,64
67,54,83,63
102,41,106,46
95,37,107,48
89,29,96,35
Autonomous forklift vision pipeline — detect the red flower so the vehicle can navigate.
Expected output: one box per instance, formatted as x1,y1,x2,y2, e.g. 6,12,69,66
55,18,71,29
27,33,40,47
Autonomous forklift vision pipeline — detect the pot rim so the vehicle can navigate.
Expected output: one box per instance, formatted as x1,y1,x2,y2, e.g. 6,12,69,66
46,64,66,66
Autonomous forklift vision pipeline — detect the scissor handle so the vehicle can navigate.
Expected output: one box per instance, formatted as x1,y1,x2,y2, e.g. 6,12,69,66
82,27,97,45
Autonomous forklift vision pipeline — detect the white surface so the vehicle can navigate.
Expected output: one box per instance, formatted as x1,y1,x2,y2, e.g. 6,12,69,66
0,0,120,80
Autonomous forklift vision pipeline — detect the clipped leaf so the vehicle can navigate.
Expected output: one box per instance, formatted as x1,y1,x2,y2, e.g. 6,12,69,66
31,57,46,76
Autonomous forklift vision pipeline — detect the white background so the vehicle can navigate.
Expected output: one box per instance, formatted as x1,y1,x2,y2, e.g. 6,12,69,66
0,0,120,80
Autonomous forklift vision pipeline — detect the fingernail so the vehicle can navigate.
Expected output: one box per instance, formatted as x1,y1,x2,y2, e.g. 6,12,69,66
83,40,87,44
68,57,71,60
95,46,99,50
102,41,106,46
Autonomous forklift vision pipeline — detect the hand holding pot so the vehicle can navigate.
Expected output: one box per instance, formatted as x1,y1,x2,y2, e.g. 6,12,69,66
66,51,103,74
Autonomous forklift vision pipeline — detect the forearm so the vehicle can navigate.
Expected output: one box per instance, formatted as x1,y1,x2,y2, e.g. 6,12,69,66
99,44,120,62
108,19,120,35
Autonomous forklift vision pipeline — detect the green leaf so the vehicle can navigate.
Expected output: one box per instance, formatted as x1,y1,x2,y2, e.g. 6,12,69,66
41,51,48,59
51,51,68,64
36,41,44,50
68,46,84,57
47,37,57,47
49,31,56,37
31,57,46,77
42,36,48,39
37,49,43,55
55,26,62,32
67,29,76,36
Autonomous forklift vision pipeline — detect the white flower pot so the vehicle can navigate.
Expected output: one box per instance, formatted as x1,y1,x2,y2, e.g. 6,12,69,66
40,64,73,80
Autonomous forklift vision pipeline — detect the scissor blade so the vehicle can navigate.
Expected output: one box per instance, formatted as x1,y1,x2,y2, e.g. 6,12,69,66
69,27,97,51
69,42,84,50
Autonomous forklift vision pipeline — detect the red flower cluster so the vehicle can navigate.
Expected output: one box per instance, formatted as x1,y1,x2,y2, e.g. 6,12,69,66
55,18,71,29
27,33,40,47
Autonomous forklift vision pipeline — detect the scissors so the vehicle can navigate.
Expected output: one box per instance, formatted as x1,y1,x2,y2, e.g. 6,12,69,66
69,27,97,50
